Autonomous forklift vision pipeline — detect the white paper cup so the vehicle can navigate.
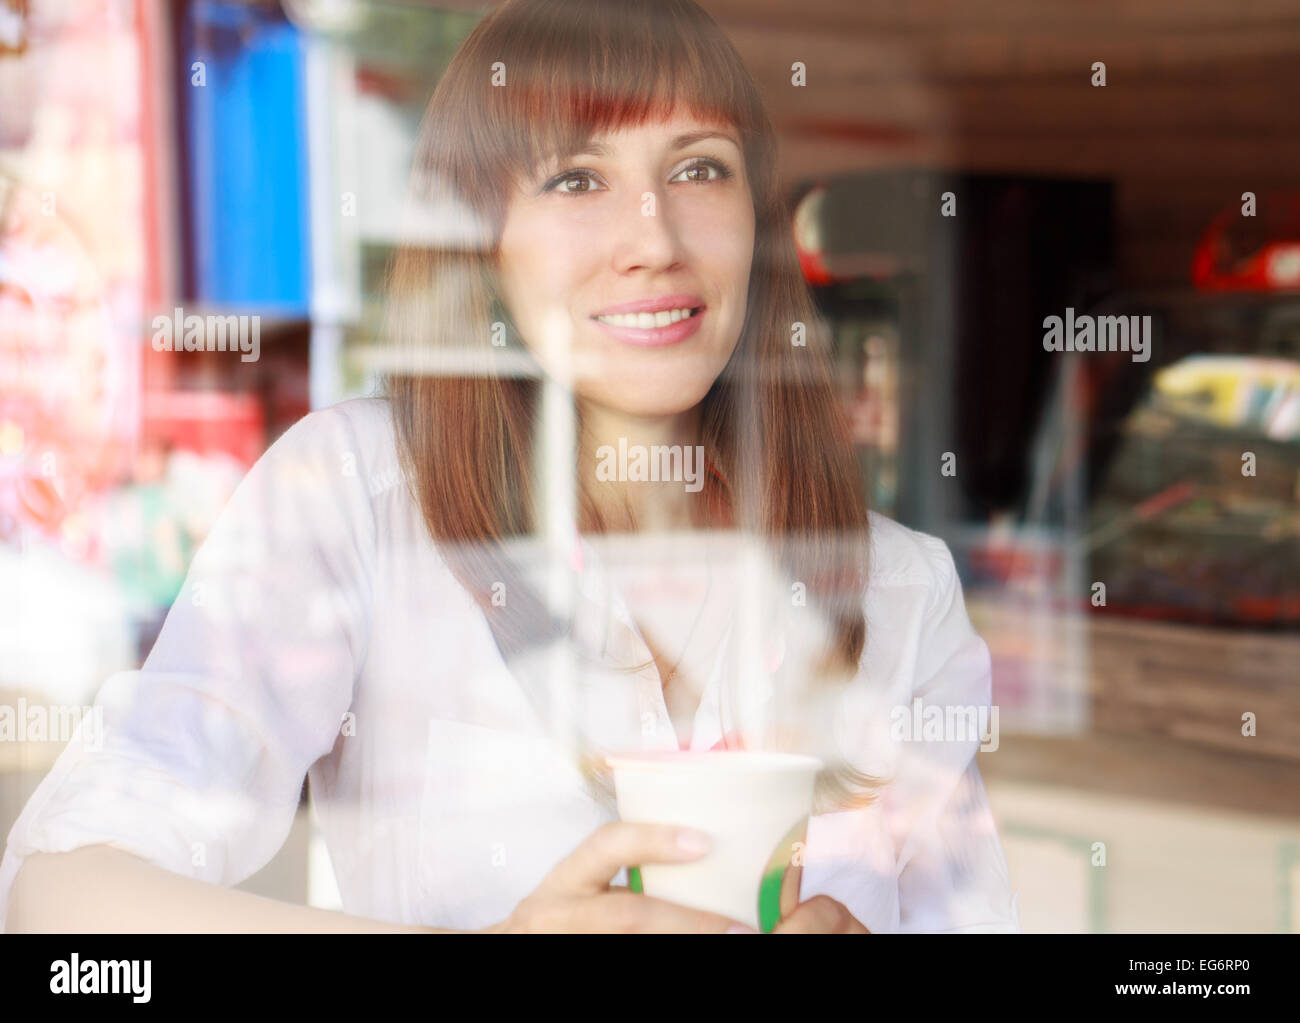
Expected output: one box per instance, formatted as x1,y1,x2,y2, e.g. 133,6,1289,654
605,750,823,932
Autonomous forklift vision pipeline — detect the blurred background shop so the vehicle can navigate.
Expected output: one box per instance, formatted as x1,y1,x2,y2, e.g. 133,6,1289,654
1,0,1297,931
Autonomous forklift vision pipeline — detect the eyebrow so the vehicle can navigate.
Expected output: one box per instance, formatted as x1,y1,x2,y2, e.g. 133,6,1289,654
564,129,741,161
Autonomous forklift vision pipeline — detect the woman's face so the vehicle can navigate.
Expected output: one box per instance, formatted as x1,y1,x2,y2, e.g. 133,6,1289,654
496,109,755,419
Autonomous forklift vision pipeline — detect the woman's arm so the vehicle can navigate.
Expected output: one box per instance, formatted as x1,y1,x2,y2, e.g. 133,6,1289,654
0,404,390,933
890,535,1019,932
6,845,467,934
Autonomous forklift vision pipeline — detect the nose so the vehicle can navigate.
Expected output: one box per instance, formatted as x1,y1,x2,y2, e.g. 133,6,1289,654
608,184,684,274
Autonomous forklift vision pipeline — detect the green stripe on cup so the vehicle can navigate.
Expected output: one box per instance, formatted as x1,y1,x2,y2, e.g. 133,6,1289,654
627,816,807,933
758,817,810,934
757,863,785,933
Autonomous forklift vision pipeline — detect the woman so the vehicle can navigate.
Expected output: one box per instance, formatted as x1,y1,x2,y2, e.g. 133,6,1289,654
1,0,1018,933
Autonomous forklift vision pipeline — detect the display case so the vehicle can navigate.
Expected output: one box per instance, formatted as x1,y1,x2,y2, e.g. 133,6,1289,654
1082,291,1300,628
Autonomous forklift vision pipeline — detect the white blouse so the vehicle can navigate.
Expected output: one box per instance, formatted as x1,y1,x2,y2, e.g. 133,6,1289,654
0,396,1020,933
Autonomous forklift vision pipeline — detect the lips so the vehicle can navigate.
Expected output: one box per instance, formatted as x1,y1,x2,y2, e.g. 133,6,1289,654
591,293,705,317
590,305,706,348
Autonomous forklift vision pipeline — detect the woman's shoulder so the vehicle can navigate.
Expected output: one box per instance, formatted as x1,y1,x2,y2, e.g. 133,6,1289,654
865,510,961,608
288,395,395,453
270,396,405,497
858,513,989,706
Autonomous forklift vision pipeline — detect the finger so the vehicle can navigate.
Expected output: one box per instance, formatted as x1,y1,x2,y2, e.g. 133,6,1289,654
772,895,869,934
544,820,713,895
771,897,835,934
568,891,748,934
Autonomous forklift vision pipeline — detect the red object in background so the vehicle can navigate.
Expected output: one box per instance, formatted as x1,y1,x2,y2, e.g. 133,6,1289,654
1192,192,1300,292
966,542,1065,586
140,390,266,470
793,183,835,285
796,244,835,286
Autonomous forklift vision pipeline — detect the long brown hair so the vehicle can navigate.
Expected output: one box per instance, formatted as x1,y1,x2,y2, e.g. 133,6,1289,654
381,0,881,813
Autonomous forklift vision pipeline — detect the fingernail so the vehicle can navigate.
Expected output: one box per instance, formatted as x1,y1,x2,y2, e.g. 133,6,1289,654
727,924,757,934
675,829,713,855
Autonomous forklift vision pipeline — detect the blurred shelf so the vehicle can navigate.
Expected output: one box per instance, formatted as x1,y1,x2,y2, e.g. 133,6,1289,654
139,307,313,334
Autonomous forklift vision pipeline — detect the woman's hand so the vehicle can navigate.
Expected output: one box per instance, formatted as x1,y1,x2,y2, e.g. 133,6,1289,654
483,820,757,933
770,894,871,934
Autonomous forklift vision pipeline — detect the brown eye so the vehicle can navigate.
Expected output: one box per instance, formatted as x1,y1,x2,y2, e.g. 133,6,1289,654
561,173,594,193
671,158,734,185
545,169,605,195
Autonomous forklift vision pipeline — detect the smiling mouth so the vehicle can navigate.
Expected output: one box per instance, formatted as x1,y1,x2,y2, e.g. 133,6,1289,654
591,306,703,329
588,305,707,348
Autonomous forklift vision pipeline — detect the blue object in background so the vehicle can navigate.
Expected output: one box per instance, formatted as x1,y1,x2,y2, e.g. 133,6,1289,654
180,1,311,315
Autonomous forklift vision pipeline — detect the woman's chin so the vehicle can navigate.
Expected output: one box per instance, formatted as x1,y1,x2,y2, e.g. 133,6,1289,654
578,382,712,419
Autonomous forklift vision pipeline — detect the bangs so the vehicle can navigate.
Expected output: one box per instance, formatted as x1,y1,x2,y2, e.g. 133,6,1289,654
466,0,769,205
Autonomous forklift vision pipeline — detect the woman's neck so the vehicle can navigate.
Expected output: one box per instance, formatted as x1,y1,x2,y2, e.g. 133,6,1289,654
577,401,707,533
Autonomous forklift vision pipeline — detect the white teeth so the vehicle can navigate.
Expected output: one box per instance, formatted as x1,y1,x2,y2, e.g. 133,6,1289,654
595,307,698,328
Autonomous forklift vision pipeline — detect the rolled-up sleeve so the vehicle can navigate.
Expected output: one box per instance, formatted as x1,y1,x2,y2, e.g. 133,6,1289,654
0,405,375,931
886,536,1020,933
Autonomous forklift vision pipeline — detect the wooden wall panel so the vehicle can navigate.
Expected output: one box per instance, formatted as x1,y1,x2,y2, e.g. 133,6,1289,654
420,1,1300,287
